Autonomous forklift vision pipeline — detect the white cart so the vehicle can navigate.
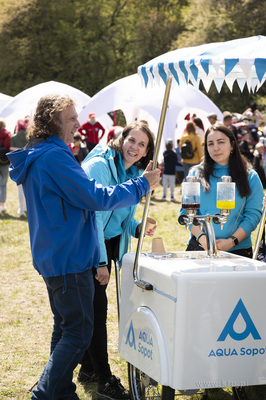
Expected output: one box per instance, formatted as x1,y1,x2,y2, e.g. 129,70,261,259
118,250,266,399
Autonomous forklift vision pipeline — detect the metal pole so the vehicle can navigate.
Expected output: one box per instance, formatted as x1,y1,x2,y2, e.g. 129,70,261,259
133,76,173,290
115,260,121,323
253,207,266,259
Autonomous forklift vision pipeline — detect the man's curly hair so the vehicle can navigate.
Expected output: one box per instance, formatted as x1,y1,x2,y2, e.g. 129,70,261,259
27,94,75,140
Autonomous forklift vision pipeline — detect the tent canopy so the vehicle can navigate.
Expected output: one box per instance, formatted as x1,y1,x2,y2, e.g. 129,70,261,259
79,74,222,158
0,93,13,111
0,81,112,133
138,35,266,93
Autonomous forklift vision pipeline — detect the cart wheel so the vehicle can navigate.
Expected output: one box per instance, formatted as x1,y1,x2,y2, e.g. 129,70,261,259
232,386,248,400
128,363,176,400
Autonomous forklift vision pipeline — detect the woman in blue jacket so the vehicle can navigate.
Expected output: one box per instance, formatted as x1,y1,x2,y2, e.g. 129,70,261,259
180,124,263,257
79,121,156,399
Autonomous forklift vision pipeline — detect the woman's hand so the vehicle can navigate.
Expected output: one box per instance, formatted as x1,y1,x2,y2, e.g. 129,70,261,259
216,238,234,251
146,224,157,237
95,266,110,285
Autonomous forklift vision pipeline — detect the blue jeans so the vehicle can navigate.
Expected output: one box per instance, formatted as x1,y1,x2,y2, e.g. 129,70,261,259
0,164,9,203
31,269,94,400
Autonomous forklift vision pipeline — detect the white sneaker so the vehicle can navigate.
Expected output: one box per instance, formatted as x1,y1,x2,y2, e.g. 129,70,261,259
17,209,26,216
0,204,7,212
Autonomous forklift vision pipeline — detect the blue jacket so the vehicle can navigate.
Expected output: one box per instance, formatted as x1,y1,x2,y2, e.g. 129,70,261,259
179,162,263,251
82,144,142,266
7,136,149,277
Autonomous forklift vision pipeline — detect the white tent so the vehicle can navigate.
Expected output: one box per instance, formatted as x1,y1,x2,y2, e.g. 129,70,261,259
0,93,13,111
0,81,113,133
78,74,222,159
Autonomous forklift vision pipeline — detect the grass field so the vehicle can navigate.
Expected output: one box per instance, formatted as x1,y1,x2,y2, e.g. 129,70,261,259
0,178,262,400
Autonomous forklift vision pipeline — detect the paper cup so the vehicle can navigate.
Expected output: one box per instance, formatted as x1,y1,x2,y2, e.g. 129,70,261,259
145,217,157,235
152,237,165,253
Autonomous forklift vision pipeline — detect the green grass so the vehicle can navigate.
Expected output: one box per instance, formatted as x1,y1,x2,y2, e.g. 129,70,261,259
0,178,262,400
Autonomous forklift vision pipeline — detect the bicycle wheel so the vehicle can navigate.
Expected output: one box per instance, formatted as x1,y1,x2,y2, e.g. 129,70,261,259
128,362,174,400
128,363,202,400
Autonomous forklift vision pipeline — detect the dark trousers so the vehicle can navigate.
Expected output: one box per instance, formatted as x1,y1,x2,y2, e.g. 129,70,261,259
80,236,120,384
32,270,94,400
230,247,253,258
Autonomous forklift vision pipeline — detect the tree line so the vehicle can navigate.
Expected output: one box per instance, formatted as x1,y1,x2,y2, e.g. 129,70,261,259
0,0,265,114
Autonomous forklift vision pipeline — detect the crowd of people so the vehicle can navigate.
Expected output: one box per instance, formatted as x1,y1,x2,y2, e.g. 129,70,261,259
1,97,266,400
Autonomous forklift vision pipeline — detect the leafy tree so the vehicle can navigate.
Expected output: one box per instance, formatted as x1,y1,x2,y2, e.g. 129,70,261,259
172,0,266,113
0,0,265,116
0,0,187,96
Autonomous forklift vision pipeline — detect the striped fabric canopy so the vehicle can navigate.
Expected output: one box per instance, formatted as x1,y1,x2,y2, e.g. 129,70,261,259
138,35,266,93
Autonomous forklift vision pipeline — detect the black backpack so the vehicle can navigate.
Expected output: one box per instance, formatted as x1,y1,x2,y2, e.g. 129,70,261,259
0,137,10,165
181,140,194,159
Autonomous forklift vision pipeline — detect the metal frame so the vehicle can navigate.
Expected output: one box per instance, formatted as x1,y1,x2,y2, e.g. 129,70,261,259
133,76,173,291
253,206,266,259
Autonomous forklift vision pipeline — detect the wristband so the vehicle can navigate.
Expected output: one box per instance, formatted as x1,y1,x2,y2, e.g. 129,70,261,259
230,235,239,246
196,232,206,242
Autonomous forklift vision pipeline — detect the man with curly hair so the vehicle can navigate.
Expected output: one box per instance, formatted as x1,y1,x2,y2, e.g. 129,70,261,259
7,94,160,400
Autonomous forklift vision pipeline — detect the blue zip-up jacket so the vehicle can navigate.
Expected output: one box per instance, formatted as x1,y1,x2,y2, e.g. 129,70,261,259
179,162,263,251
82,144,142,266
7,136,150,277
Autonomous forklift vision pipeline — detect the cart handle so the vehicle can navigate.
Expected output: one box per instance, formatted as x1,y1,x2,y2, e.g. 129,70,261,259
133,76,173,291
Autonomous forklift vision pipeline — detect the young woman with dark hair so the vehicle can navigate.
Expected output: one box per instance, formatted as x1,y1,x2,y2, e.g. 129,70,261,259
180,123,263,258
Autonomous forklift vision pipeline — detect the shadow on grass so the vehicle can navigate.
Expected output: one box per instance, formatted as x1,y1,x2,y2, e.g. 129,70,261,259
0,212,27,221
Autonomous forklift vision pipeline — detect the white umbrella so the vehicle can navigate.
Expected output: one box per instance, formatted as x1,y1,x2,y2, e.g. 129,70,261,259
138,35,266,93
0,81,112,133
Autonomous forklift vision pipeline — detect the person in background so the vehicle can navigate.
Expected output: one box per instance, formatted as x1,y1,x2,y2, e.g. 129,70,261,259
79,121,156,399
223,111,238,140
180,124,263,258
10,116,30,216
207,113,218,127
175,139,184,184
253,142,266,188
106,125,123,143
7,94,160,400
162,138,178,201
78,112,105,152
0,119,12,214
71,132,88,164
193,117,205,143
180,120,203,180
239,129,253,162
243,102,263,129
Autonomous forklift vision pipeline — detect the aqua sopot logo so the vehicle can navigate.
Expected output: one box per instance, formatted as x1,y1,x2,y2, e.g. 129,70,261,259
208,298,264,358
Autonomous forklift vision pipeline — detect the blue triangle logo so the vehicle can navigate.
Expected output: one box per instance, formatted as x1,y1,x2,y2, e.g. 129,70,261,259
125,320,136,349
218,299,261,342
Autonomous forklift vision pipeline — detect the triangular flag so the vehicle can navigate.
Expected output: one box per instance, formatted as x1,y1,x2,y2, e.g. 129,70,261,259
225,59,239,76
236,78,246,92
202,78,213,92
239,59,254,78
254,58,266,82
224,77,235,92
213,78,224,92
